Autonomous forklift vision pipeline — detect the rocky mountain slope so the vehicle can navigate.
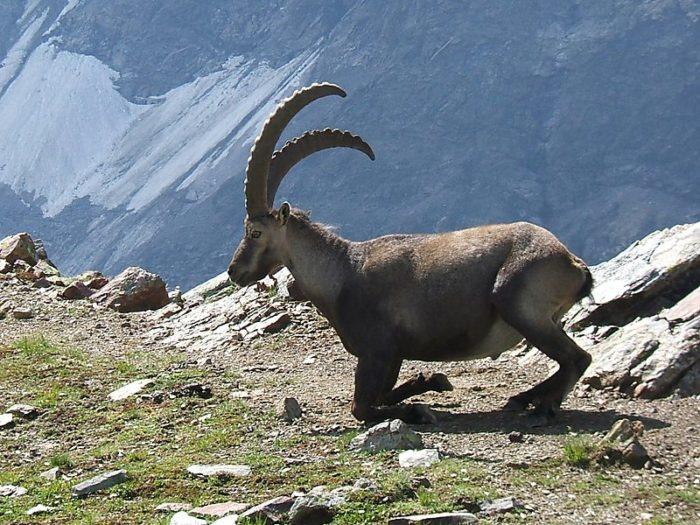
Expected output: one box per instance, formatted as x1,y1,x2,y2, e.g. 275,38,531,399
0,224,698,523
1,0,698,289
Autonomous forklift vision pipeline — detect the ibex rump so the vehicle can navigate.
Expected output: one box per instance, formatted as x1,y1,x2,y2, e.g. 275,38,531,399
229,83,592,424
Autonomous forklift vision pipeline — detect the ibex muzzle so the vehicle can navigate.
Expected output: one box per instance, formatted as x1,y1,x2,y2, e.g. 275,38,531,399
228,83,592,425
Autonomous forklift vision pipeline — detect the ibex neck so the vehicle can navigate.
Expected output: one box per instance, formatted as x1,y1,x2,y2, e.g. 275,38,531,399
283,214,356,318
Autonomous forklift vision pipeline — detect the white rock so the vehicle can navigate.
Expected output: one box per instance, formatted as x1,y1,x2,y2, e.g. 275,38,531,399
26,504,55,515
398,449,441,468
0,413,14,429
7,403,39,419
108,378,155,401
349,419,423,452
388,511,478,524
0,484,27,497
211,515,239,525
186,464,251,478
170,511,207,525
39,467,61,480
156,502,193,513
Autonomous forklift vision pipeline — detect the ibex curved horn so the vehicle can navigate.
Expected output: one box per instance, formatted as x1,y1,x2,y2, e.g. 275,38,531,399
245,83,346,217
266,128,375,208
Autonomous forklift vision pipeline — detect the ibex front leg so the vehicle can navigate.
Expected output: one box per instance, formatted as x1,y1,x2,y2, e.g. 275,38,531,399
351,357,440,425
376,361,454,406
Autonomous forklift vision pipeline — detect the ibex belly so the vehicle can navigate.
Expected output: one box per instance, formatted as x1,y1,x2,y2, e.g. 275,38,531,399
403,315,524,362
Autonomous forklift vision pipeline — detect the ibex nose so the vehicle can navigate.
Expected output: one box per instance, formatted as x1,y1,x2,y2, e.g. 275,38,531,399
227,264,237,283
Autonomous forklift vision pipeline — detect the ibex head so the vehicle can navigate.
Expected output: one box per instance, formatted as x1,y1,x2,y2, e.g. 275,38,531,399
228,83,374,286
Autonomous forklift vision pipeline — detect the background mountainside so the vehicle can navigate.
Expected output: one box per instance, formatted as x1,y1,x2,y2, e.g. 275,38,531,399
1,0,698,290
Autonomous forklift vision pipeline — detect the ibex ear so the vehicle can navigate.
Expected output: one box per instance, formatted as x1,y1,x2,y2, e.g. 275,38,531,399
277,202,291,226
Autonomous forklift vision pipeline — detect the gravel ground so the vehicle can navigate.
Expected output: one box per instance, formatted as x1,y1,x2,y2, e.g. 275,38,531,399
1,276,698,524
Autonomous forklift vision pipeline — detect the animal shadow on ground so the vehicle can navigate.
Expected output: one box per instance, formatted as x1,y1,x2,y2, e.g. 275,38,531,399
421,406,669,436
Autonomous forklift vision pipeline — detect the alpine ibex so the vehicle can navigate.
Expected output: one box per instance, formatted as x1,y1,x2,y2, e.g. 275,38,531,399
228,83,592,424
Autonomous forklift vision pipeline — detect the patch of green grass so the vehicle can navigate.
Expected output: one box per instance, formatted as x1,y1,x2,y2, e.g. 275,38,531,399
563,436,595,468
10,334,52,355
49,452,73,469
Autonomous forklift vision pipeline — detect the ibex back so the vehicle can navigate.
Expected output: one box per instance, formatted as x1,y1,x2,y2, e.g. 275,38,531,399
228,83,592,424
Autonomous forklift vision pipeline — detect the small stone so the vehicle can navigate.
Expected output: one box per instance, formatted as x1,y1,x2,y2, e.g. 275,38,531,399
211,516,239,525
411,476,432,489
349,419,423,452
39,467,61,480
109,379,155,401
352,478,379,492
289,490,346,525
508,431,524,443
191,501,249,518
281,397,303,421
0,484,27,497
479,496,524,515
12,307,34,320
399,449,441,468
71,470,127,497
246,312,291,336
61,281,94,300
170,512,207,525
26,504,55,516
85,276,109,290
239,495,294,523
32,277,52,289
622,439,650,469
388,511,478,524
156,502,193,513
303,355,316,365
0,413,14,429
604,419,643,443
7,404,39,419
171,383,212,399
187,464,251,479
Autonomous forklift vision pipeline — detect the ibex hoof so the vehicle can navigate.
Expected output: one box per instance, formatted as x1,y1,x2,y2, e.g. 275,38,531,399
430,373,454,392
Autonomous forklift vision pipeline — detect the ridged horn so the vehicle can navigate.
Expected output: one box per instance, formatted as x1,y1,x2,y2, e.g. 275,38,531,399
266,128,375,208
244,83,347,218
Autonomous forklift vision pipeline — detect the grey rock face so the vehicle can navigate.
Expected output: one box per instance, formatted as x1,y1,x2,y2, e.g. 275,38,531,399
349,419,423,452
71,470,127,497
1,2,698,291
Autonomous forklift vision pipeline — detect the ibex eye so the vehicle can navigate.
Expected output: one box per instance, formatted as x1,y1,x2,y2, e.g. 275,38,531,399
251,230,262,239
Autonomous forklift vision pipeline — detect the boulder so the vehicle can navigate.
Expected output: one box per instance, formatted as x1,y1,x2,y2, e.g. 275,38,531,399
91,267,169,313
0,413,14,429
478,496,524,516
0,233,37,266
349,419,423,452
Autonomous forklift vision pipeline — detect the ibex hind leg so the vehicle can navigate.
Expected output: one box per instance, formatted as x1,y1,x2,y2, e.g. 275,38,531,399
493,271,591,422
